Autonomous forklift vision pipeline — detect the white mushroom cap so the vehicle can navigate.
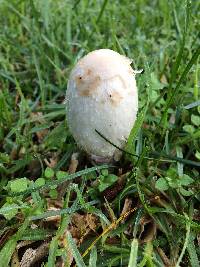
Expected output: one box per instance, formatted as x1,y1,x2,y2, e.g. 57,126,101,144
66,49,138,160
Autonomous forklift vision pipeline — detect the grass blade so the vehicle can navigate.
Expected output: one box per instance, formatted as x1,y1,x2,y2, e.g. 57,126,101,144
175,215,191,267
89,246,97,267
0,219,29,267
126,106,148,156
161,45,200,126
128,239,138,267
187,235,199,267
66,231,86,267
96,0,108,24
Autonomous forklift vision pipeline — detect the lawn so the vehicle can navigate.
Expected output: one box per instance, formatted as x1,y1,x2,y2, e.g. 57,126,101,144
0,0,200,266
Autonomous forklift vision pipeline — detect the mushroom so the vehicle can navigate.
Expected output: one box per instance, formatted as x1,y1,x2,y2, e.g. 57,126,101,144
66,49,140,163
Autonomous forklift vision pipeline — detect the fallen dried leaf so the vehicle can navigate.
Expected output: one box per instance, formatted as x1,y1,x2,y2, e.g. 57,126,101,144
68,213,99,245
44,157,58,168
17,240,35,250
36,128,49,143
44,207,61,223
20,242,49,267
120,198,133,223
142,220,157,243
160,74,168,84
68,153,79,174
11,250,20,267
139,215,152,240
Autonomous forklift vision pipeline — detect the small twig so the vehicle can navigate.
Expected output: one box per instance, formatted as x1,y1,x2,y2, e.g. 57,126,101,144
81,195,161,260
81,206,138,259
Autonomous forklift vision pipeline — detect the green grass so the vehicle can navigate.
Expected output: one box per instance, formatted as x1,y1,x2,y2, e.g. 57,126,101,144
0,0,200,266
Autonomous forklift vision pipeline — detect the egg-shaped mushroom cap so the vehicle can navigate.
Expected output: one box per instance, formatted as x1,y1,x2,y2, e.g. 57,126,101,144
66,49,138,159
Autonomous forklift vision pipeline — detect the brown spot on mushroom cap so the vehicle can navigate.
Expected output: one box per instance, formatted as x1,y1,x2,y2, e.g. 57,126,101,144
86,69,92,75
109,91,123,106
76,74,101,96
75,76,83,86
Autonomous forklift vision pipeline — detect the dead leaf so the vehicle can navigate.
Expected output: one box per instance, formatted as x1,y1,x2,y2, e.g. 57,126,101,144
85,213,98,232
142,220,157,243
44,207,61,223
44,198,64,224
11,250,20,267
10,147,18,160
17,240,35,250
44,157,58,168
120,198,133,223
103,175,125,201
67,213,99,245
30,112,50,142
30,112,46,124
15,93,20,106
36,128,49,143
160,74,168,84
20,248,36,267
139,215,152,240
20,242,49,267
68,153,79,174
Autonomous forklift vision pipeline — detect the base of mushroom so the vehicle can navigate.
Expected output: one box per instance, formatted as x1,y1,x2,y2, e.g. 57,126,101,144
89,150,123,165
